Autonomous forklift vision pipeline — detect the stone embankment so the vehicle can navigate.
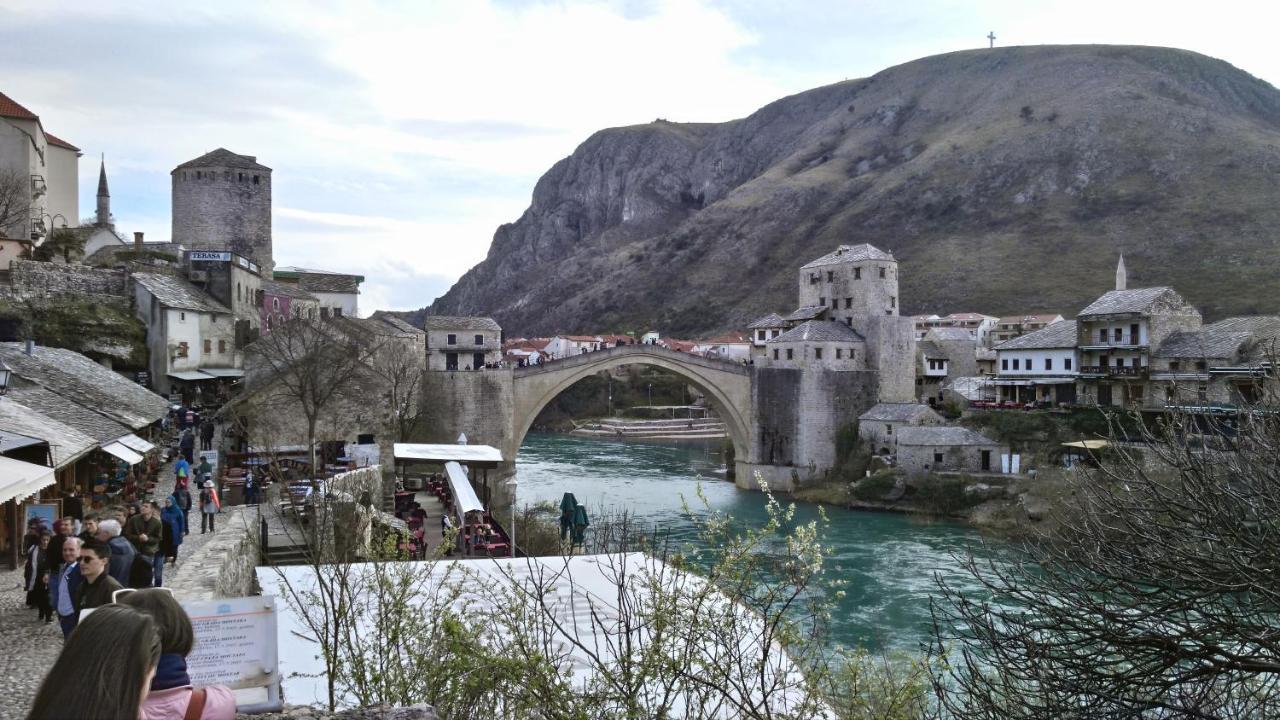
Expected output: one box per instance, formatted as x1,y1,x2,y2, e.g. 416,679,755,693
571,416,726,441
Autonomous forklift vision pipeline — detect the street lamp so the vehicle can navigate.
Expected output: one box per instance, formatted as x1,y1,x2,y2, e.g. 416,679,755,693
0,360,11,396
36,212,68,244
505,477,518,557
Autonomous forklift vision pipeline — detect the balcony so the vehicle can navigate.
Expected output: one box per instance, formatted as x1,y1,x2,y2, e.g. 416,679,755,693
1079,365,1148,378
30,174,47,198
1079,337,1146,351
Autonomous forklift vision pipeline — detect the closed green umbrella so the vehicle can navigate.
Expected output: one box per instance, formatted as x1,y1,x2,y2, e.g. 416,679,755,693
571,504,590,545
559,492,577,541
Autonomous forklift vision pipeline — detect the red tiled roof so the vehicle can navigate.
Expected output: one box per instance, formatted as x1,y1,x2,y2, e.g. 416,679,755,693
0,91,39,120
560,335,600,343
703,333,749,344
43,132,80,151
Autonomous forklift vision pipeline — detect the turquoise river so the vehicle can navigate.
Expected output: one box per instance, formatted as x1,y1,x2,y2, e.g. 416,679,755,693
515,432,1003,654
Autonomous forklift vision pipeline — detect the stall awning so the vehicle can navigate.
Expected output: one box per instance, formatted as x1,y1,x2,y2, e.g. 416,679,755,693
100,441,144,465
0,430,46,454
116,433,155,454
199,368,244,378
0,456,56,506
1061,440,1110,450
444,461,485,518
394,443,503,467
167,370,215,381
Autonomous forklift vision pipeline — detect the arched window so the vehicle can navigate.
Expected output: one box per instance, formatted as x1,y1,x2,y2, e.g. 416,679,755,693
265,315,272,330
272,297,280,311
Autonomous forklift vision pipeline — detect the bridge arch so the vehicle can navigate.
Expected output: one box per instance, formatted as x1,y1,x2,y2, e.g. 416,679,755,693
510,346,753,468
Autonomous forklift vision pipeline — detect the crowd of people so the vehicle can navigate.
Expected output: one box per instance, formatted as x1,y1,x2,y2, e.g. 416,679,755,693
22,435,220,639
26,588,236,720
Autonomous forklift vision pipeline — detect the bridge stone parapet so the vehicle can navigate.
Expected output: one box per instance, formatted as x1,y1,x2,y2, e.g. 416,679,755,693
514,344,750,378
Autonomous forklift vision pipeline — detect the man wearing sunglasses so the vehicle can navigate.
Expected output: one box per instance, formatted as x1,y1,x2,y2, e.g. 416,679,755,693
74,540,123,621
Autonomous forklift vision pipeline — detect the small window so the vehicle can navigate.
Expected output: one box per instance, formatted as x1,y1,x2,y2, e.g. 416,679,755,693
773,349,779,360
836,348,843,359
253,175,260,184
1195,360,1206,371
1065,358,1072,370
933,452,943,463
218,339,226,354
832,299,838,310
890,296,896,308
447,334,457,345
827,271,834,282
237,284,242,302
1170,360,1181,371
1099,329,1107,342
771,329,780,338
179,311,186,322
1197,385,1208,402
845,298,852,309
1002,358,1009,370
272,297,280,311
1113,328,1122,341
210,314,217,323
854,267,861,280
176,341,188,357
886,424,893,435
815,347,823,360
786,348,794,360
1045,358,1052,370
757,330,766,341
203,339,211,354
265,315,272,330
819,297,826,307
879,267,886,278
475,334,484,346
333,307,342,317
1013,358,1020,370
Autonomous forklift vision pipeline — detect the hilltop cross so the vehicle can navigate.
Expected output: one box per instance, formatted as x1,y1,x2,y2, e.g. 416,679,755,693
988,31,996,48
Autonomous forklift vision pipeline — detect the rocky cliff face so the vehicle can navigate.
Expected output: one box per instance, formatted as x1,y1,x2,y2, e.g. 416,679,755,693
421,45,1280,336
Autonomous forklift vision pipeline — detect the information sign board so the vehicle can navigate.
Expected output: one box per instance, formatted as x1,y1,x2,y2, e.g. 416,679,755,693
191,250,232,262
185,595,281,712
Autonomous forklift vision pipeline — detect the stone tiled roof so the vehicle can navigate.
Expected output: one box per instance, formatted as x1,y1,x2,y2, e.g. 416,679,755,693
767,320,864,344
5,382,130,442
260,278,318,301
800,244,894,269
859,403,943,423
995,320,1078,351
0,397,96,469
895,425,1003,447
975,347,997,361
173,148,271,172
422,316,502,332
917,340,948,358
747,312,786,329
0,343,168,429
132,272,232,313
1156,317,1280,361
1078,287,1186,317
997,313,1063,325
783,305,827,322
369,312,426,335
925,327,973,342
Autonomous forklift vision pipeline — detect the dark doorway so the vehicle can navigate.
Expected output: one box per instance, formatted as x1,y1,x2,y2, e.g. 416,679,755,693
473,352,485,370
1098,384,1113,406
980,449,991,472
446,352,458,371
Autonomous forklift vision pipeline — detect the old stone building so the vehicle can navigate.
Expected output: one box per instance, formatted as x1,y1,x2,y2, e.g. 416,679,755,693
893,426,1008,475
857,402,944,453
757,320,866,370
423,316,503,371
1147,316,1280,409
171,148,273,271
132,272,241,397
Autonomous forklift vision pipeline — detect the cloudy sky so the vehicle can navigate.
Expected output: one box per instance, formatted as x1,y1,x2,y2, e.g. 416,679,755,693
2,0,1277,314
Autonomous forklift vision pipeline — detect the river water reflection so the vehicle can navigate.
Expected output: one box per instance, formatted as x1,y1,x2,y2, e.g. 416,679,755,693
516,433,1000,653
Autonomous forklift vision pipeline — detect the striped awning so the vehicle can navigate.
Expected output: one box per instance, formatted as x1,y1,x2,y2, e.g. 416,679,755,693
100,441,144,465
0,456,55,506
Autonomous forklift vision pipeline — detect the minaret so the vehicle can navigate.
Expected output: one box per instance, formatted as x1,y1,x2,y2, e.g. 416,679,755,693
1115,253,1127,291
95,156,111,227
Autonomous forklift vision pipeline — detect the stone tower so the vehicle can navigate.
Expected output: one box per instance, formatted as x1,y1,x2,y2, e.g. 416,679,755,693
171,148,273,271
95,156,111,227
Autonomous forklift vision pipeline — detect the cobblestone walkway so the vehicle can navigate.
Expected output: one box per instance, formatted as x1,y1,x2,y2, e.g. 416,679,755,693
0,427,236,719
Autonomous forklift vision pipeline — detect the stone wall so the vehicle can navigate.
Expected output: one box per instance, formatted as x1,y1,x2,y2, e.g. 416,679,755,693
2,259,129,301
328,466,384,506
421,368,516,478
166,505,262,601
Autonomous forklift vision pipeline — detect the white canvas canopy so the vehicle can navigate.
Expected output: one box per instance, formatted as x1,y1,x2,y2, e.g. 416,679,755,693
393,443,503,465
444,461,484,523
0,456,55,506
100,441,144,465
116,433,155,454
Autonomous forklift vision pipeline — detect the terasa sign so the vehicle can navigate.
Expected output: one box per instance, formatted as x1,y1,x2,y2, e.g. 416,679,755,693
191,251,232,262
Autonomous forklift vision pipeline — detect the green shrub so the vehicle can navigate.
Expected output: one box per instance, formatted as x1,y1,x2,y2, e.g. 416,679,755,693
851,471,898,502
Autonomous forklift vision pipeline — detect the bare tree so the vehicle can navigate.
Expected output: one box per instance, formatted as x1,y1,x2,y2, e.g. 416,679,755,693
929,394,1280,717
0,167,32,242
243,317,382,472
366,339,424,443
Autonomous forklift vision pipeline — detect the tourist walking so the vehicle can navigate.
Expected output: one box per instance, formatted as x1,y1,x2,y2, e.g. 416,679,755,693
44,518,73,575
174,483,193,535
126,501,164,587
160,495,185,568
119,589,238,720
196,455,213,485
199,480,219,534
77,515,99,544
244,470,258,505
74,539,124,611
174,454,191,490
49,537,82,638
180,428,196,464
25,532,52,622
200,418,215,451
26,604,161,720
96,518,136,586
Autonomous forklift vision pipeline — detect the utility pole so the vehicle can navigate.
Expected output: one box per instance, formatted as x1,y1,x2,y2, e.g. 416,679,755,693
987,31,996,48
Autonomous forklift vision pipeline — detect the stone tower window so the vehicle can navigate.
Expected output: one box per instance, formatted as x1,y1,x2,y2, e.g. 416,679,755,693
786,348,794,360
773,349,779,360
844,298,852,309
815,347,823,360
447,334,457,345
879,267,886,278
253,175,260,184
854,267,861,279
826,271,834,282
890,296,896,308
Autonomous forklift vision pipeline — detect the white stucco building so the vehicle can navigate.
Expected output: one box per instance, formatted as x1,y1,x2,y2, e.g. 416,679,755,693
0,91,80,246
273,266,363,318
992,320,1079,405
132,272,241,397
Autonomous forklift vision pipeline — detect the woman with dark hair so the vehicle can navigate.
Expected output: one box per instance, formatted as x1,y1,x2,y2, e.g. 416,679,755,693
118,589,236,720
159,496,185,566
26,604,161,720
24,532,51,620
